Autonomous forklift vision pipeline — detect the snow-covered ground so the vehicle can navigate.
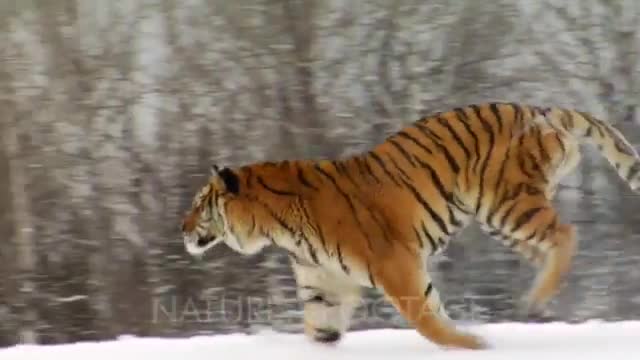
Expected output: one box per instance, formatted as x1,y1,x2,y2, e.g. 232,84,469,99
1,321,638,360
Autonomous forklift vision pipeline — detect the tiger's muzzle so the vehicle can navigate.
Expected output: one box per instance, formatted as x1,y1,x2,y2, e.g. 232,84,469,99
183,232,223,257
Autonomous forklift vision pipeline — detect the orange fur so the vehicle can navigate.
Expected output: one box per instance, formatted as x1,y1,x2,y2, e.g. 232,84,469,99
181,102,640,350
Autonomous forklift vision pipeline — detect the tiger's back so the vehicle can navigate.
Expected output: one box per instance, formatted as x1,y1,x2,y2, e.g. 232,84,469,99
353,103,638,256
297,104,587,259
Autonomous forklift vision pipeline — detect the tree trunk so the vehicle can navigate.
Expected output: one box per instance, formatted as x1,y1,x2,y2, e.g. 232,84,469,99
1,102,38,344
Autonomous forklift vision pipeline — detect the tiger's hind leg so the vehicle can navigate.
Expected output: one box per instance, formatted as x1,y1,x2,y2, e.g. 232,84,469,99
372,250,487,350
522,223,576,317
482,190,577,317
291,261,361,344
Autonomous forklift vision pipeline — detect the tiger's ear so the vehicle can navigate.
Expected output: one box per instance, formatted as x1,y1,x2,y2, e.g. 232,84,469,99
210,164,221,177
212,165,240,194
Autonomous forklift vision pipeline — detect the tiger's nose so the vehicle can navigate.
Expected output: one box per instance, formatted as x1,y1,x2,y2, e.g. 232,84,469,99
181,212,196,233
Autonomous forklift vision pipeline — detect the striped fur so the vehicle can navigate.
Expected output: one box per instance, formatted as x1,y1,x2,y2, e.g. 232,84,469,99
181,102,640,350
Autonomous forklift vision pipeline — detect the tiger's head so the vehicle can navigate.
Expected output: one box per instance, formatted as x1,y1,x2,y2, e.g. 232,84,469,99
181,164,269,258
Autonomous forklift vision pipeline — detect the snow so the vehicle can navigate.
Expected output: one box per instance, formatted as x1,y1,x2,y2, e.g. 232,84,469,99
1,321,638,360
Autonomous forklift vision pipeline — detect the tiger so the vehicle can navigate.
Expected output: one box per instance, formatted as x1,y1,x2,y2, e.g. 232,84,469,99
180,102,640,350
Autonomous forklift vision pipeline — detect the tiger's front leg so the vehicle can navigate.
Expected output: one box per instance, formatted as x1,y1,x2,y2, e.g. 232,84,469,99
290,259,361,344
298,285,361,343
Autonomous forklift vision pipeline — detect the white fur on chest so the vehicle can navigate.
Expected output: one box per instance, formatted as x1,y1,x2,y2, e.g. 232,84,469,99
278,235,374,288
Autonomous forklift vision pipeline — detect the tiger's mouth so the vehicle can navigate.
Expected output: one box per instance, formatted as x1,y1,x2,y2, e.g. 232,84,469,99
184,233,224,257
197,236,215,247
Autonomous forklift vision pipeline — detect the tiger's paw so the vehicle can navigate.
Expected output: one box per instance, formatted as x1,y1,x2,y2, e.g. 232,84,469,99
448,332,489,350
435,329,489,350
306,327,342,344
516,297,557,323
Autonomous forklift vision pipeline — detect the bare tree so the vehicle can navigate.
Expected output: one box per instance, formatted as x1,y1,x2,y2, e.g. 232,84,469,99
1,97,38,344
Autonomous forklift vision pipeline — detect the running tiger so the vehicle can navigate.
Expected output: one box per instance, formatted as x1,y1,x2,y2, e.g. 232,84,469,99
180,102,640,350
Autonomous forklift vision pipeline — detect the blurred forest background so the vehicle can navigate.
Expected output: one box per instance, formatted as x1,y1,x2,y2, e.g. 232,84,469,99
2,0,640,347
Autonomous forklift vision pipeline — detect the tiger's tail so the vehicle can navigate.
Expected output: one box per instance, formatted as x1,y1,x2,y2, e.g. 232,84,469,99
543,107,640,192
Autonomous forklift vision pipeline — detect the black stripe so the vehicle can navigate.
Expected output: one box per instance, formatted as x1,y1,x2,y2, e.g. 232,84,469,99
492,185,512,217
451,193,472,215
304,294,336,307
535,107,559,131
244,166,254,188
331,160,346,175
511,103,524,128
386,153,411,181
524,230,539,242
613,136,636,157
254,199,315,265
414,122,460,173
266,232,278,246
297,165,319,191
510,207,544,234
415,121,443,141
518,152,535,179
421,220,438,253
315,220,329,254
489,103,504,133
447,206,462,228
487,126,514,226
498,201,520,231
526,153,548,183
413,227,424,248
604,124,637,156
331,160,360,189
413,157,449,203
355,156,380,183
256,199,297,235
400,177,450,236
314,164,374,251
288,252,302,265
299,287,337,307
368,151,401,186
336,243,350,274
299,202,328,255
207,190,215,211
455,108,482,173
538,219,557,244
517,227,539,245
515,134,534,179
361,156,381,183
368,208,394,246
396,130,434,155
578,111,605,137
487,176,509,227
425,283,433,298
353,156,366,176
585,125,593,137
437,237,447,247
554,132,566,157
471,104,496,213
436,115,472,162
257,176,298,196
388,138,417,167
535,127,551,163
488,229,501,237
255,200,321,265
306,240,320,265
627,161,640,181
247,214,256,235
559,110,569,129
563,109,575,129
367,263,376,288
